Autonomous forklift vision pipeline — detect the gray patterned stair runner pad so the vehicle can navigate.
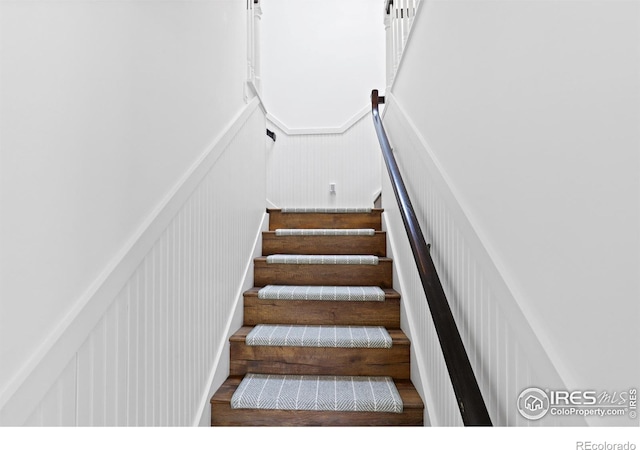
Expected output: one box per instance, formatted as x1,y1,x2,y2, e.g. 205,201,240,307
275,228,375,236
258,285,385,301
231,374,403,413
246,324,392,348
280,207,372,213
266,254,379,265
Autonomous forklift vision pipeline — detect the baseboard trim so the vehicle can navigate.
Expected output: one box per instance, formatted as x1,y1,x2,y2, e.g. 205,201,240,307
194,211,268,427
265,198,279,210
381,213,432,427
0,98,262,425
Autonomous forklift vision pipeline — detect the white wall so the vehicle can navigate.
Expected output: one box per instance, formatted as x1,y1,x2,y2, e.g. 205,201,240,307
383,96,581,426
0,0,252,422
21,101,266,426
261,0,386,129
388,0,639,425
260,0,385,208
265,113,382,208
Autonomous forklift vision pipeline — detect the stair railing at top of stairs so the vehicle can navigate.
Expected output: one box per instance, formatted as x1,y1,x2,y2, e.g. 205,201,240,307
384,0,421,90
370,89,492,426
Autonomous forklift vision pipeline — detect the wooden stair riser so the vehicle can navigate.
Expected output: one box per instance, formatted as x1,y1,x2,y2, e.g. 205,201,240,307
211,404,424,427
211,377,423,426
268,209,383,231
230,345,410,378
262,232,387,256
254,258,393,288
243,296,400,328
230,325,410,377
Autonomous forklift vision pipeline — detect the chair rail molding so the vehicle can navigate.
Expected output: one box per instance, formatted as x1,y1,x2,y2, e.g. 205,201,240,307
380,92,583,425
1,98,267,426
266,106,370,136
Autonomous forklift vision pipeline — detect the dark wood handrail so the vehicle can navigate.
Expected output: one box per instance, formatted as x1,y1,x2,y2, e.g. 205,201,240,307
371,89,492,426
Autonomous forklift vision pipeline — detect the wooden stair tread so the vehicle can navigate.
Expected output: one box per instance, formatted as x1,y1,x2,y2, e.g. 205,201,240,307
264,230,384,235
267,208,384,215
211,376,422,408
211,376,423,426
243,286,400,299
267,208,385,212
254,256,393,263
231,326,409,345
262,231,386,235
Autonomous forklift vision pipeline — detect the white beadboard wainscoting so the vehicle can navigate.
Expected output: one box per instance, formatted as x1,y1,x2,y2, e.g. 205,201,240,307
265,109,382,209
381,94,584,426
12,99,267,426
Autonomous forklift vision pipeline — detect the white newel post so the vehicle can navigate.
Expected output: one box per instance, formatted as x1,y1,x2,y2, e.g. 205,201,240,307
245,0,262,100
247,0,254,82
253,1,262,92
384,11,393,91
392,1,400,77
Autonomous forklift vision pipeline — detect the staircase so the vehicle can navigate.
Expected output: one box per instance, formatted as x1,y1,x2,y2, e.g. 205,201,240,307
210,208,424,426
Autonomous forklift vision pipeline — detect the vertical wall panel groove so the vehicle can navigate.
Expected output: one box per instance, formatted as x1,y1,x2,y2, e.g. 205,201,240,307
23,106,266,426
382,100,558,426
266,115,382,208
